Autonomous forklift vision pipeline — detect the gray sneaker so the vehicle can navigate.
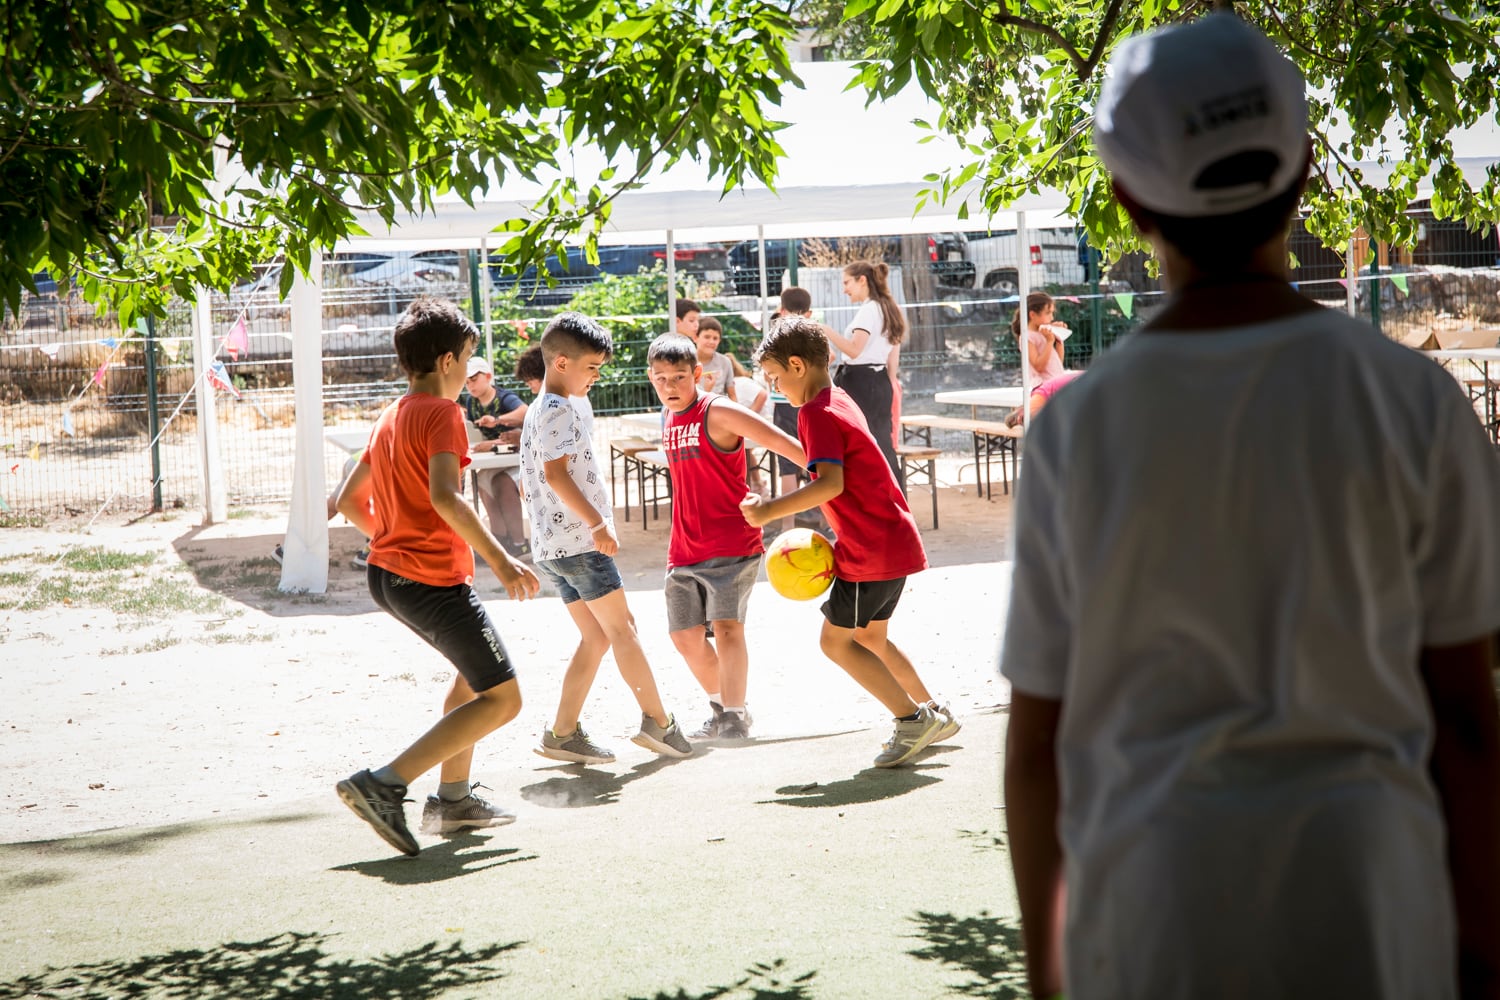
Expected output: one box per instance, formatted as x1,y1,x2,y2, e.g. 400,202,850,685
336,769,419,856
873,704,944,768
419,784,516,834
717,711,752,740
535,725,616,765
928,701,962,743
631,713,693,758
691,702,725,739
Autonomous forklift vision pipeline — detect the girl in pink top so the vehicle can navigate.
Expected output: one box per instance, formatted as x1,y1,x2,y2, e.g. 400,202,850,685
1012,291,1069,383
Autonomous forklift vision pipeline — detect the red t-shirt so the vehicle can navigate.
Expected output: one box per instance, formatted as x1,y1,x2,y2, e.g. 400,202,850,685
798,386,927,582
363,393,475,587
662,393,763,567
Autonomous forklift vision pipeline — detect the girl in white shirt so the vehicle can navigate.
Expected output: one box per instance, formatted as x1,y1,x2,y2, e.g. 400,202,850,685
820,260,905,485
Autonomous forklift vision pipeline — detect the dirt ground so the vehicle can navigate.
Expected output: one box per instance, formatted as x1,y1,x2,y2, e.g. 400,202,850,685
0,458,1017,845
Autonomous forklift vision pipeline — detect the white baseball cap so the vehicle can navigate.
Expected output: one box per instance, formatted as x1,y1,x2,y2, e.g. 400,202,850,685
1094,13,1309,218
466,356,492,378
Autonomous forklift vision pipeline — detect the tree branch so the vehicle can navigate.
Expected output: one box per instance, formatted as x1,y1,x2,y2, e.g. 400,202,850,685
1259,5,1350,67
1079,0,1126,82
981,2,1087,75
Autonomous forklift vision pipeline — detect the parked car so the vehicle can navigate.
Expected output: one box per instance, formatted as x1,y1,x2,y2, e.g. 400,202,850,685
489,242,729,304
964,228,1086,297
727,233,975,296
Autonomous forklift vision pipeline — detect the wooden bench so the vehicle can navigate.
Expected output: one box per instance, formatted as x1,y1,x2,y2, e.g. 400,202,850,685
900,415,1024,500
895,443,942,529
609,437,671,527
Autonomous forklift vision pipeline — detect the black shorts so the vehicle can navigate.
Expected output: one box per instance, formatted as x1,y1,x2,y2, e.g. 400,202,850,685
821,576,907,630
773,401,802,477
367,565,516,693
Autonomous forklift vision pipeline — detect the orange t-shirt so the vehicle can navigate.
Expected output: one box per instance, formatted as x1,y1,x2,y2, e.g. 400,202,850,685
363,393,474,587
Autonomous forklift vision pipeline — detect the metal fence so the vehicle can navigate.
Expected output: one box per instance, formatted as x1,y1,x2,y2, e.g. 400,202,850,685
3,212,1495,522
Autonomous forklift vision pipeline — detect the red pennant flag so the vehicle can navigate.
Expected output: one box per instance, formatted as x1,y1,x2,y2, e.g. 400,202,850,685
206,360,242,399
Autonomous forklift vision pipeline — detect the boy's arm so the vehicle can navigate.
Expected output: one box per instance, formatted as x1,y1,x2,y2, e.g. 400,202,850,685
495,397,528,427
1421,636,1500,997
428,452,540,601
1005,690,1067,1000
741,462,841,527
706,399,806,469
543,454,618,556
335,461,376,538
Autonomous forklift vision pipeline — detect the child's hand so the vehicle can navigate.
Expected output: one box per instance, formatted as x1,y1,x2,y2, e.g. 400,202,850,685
591,521,619,556
701,371,717,390
491,554,541,601
740,492,769,527
477,415,499,428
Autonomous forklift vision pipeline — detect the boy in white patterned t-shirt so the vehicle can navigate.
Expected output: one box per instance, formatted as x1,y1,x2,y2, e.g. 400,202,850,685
519,312,692,764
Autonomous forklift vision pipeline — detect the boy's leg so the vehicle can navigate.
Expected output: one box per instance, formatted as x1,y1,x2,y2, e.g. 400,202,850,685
669,625,723,699
819,620,919,717
584,587,669,726
387,678,521,783
552,598,612,736
853,618,932,705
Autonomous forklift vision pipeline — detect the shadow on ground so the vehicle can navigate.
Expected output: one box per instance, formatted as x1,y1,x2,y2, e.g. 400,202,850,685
328,831,540,884
907,910,1028,998
0,931,522,999
759,753,956,809
171,525,377,618
621,959,818,1000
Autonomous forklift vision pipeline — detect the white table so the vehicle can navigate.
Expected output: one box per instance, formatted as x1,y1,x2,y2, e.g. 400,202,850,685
618,409,666,439
933,386,1025,417
1429,348,1500,443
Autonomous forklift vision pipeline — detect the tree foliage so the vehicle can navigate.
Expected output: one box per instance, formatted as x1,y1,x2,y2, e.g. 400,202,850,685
1,0,798,324
833,0,1500,264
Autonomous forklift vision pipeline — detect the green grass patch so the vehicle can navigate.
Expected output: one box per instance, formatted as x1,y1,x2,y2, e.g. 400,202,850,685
206,631,273,645
15,573,227,619
43,546,159,573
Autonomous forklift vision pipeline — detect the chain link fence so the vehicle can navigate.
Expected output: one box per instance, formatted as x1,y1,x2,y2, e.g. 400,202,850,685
3,212,1495,523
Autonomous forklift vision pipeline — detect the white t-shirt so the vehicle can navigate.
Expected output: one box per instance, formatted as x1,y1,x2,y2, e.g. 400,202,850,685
844,300,894,367
519,393,611,561
1001,308,1500,999
732,375,774,419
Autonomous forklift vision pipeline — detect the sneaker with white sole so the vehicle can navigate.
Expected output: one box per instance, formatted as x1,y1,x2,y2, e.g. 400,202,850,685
691,702,725,739
535,725,616,765
717,711,752,740
873,704,944,768
928,701,962,743
419,784,516,834
270,544,284,565
350,546,370,571
335,769,419,856
631,713,693,758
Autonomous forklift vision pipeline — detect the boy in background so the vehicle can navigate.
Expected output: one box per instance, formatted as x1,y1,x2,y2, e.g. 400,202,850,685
520,312,692,764
692,315,737,401
460,356,529,556
645,333,805,740
741,318,959,767
333,298,540,857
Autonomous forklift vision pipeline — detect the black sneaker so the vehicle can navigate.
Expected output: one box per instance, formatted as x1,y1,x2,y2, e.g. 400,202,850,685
335,769,419,856
270,544,284,565
718,711,752,740
691,701,725,739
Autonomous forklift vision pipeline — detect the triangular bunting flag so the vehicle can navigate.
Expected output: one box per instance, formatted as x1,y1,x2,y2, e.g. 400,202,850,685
36,343,61,360
511,319,530,340
223,315,249,360
100,336,118,349
1337,279,1348,288
1113,293,1134,319
90,362,108,386
206,359,242,399
61,410,75,436
1390,274,1409,296
28,443,39,461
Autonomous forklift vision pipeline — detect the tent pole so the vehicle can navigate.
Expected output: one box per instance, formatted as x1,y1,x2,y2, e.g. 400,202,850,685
190,286,227,523
480,236,493,362
280,251,329,594
666,229,677,334
758,224,769,335
1017,211,1033,431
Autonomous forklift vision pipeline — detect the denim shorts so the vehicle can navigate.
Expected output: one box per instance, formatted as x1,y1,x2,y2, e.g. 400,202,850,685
536,549,623,604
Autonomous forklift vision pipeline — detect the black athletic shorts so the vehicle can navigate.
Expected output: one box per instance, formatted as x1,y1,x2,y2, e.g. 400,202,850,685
821,575,907,630
367,565,516,692
773,401,802,477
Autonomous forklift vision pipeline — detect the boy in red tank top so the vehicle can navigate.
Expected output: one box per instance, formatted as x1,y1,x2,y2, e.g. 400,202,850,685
646,334,806,740
741,317,960,768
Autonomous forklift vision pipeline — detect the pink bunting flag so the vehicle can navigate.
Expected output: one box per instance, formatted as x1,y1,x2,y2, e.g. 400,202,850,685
512,319,530,340
90,362,108,386
206,359,242,399
223,315,249,360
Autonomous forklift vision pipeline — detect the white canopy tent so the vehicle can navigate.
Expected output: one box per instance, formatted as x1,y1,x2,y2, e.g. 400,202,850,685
274,61,1500,591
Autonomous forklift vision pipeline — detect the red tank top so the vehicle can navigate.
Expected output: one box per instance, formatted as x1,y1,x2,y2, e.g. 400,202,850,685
662,393,764,567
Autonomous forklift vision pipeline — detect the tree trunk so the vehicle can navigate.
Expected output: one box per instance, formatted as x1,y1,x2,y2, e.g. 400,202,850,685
898,234,943,356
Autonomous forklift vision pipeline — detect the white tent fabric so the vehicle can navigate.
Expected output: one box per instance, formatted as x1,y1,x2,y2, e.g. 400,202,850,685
279,253,330,593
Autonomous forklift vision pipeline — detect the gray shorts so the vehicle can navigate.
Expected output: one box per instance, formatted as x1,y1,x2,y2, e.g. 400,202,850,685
664,555,760,633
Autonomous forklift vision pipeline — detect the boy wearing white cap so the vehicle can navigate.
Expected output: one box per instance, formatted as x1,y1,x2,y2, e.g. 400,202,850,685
1001,13,1500,999
461,355,530,556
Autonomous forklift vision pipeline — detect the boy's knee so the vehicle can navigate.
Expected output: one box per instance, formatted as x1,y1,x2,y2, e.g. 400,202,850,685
819,622,853,657
712,620,745,640
475,681,521,725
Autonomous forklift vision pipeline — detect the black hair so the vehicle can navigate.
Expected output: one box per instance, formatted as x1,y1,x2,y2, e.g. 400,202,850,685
675,298,700,320
779,286,812,315
392,297,479,377
646,333,698,367
754,316,829,371
1146,180,1303,273
540,311,613,362
513,344,545,383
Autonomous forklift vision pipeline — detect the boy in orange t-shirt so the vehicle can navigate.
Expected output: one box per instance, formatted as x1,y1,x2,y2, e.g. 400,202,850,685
333,298,540,857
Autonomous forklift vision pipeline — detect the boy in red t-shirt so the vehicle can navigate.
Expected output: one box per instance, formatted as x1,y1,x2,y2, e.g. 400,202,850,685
645,333,805,740
333,298,541,857
741,317,960,767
